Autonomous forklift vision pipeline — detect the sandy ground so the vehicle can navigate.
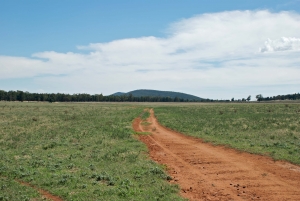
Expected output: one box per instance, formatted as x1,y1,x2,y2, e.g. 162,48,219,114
133,109,300,201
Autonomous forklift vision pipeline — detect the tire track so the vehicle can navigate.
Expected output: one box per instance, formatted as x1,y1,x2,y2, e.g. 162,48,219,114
18,180,63,201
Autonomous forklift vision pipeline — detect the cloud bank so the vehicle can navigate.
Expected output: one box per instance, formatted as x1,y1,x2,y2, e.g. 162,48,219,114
260,37,300,52
1,10,300,99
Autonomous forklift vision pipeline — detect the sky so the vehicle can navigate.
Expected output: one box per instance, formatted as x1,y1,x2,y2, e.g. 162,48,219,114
1,0,300,100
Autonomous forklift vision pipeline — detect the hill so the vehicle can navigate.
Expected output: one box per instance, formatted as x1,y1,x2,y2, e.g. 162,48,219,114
111,89,202,101
112,92,126,96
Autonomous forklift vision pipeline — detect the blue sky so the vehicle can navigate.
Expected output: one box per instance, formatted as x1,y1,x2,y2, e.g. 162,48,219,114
1,0,300,99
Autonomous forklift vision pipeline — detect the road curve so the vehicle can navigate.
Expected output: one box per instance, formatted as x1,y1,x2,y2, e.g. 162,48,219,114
133,109,300,201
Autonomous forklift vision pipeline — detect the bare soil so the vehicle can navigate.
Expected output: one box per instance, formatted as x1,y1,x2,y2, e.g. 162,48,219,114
133,109,300,201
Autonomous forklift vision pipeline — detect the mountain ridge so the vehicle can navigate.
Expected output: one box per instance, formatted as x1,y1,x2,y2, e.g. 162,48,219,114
111,89,202,101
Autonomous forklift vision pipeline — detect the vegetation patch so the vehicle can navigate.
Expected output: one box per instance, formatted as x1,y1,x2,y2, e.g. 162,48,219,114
134,131,152,135
141,121,152,126
0,177,46,201
140,109,151,120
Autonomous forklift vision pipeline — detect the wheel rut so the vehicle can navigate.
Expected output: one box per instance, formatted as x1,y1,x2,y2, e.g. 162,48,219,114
133,109,300,201
18,180,63,201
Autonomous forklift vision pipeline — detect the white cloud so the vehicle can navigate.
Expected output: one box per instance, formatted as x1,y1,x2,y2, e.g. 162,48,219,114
0,56,45,79
259,37,300,52
1,10,300,99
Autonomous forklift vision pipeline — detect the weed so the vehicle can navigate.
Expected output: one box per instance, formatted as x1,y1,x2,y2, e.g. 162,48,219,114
140,109,150,120
134,131,151,135
141,121,151,126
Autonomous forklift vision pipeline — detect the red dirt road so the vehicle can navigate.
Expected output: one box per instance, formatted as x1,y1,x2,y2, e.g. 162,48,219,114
133,109,300,201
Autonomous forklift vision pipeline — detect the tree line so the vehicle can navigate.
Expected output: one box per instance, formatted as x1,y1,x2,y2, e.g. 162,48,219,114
0,90,214,102
2,90,298,103
255,93,300,101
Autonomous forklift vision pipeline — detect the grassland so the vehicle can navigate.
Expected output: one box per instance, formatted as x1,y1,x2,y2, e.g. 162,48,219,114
154,103,300,164
0,102,183,201
1,101,300,200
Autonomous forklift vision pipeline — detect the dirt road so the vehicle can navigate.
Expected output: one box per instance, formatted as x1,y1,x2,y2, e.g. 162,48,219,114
133,109,300,201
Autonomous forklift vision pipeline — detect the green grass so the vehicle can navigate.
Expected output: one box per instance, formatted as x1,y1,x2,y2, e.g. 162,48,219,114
140,109,150,120
3,101,299,200
0,177,43,201
153,103,300,164
0,102,183,201
134,131,152,135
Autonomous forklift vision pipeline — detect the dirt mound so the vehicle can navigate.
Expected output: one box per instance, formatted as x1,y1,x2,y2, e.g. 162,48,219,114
133,109,300,201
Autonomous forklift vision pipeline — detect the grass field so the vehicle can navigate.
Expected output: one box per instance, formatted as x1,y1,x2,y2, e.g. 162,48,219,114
1,101,300,200
0,102,183,201
154,103,300,164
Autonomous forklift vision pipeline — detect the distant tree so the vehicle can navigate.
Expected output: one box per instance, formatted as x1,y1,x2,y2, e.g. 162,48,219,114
256,94,263,102
48,94,56,103
0,90,6,101
17,90,25,102
231,97,234,102
246,95,251,101
242,98,246,101
7,91,17,101
128,93,133,102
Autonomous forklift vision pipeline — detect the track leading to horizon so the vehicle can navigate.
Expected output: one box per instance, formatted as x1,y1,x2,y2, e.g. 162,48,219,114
133,109,300,201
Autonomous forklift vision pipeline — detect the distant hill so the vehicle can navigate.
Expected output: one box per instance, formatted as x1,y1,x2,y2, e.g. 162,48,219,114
112,92,126,96
111,89,202,101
